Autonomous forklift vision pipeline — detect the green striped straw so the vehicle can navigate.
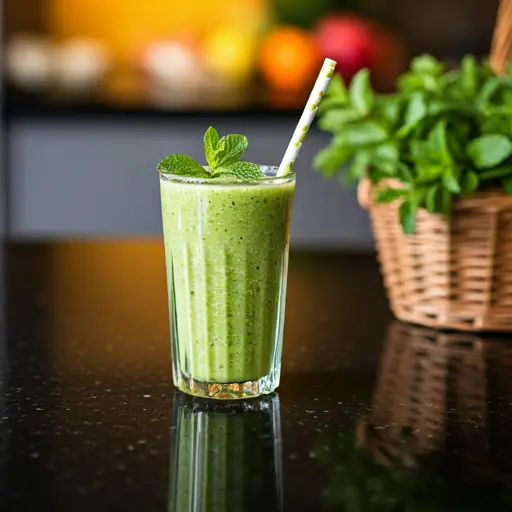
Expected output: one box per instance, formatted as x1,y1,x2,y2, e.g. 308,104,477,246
277,57,337,177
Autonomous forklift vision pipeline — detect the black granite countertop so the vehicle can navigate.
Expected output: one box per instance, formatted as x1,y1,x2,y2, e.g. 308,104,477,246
2,241,512,511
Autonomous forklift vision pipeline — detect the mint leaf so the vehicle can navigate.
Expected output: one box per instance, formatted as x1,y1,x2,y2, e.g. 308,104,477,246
346,150,371,181
467,134,512,168
204,126,219,169
376,188,405,203
337,121,388,147
411,54,443,76
375,96,402,128
214,162,264,180
417,164,443,183
328,73,349,102
371,142,399,175
460,55,478,98
373,142,398,162
158,154,209,178
462,171,479,194
399,200,417,234
406,92,427,125
318,108,361,132
349,69,374,115
427,120,452,165
318,74,349,114
410,140,432,164
443,171,461,193
476,77,501,107
215,134,248,168
397,92,427,137
426,185,439,212
313,146,352,178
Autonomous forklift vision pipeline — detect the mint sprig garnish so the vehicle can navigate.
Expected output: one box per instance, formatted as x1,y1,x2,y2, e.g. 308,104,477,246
159,126,264,180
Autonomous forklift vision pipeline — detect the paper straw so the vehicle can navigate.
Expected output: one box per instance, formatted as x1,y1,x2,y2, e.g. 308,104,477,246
277,58,337,177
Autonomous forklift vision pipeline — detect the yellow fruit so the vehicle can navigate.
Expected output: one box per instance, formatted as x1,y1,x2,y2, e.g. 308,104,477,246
49,0,271,63
203,27,258,83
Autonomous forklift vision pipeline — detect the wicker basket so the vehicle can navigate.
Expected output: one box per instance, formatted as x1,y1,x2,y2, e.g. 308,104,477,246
359,180,512,331
359,322,512,479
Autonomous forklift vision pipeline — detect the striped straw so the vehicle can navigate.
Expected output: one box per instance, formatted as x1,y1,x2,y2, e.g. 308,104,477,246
277,57,337,177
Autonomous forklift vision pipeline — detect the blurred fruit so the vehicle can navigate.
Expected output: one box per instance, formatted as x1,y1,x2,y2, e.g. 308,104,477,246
49,0,271,64
315,13,406,89
55,38,111,92
259,26,321,91
5,35,54,90
141,40,204,88
315,14,379,82
273,0,336,28
203,27,258,84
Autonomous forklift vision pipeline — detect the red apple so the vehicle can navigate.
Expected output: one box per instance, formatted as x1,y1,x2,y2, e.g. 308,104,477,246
315,14,380,82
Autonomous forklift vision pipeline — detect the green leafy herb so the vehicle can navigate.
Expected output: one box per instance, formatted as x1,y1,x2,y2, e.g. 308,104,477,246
214,134,249,169
313,146,352,178
349,69,374,115
376,187,406,203
318,74,349,114
467,134,512,168
158,126,264,180
157,155,210,178
462,170,479,194
315,54,512,233
399,200,417,234
214,162,264,180
204,126,219,169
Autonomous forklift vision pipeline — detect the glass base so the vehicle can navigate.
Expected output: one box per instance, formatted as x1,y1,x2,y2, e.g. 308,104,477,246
174,367,280,400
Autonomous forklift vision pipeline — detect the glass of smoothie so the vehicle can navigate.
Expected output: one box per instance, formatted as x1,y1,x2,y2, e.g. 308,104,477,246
159,59,336,399
169,391,283,512
160,165,295,399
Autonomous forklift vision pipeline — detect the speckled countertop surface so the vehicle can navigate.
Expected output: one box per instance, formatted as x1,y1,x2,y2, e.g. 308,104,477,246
2,241,512,511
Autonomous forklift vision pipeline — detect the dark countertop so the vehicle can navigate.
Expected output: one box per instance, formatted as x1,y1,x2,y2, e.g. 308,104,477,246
2,241,512,511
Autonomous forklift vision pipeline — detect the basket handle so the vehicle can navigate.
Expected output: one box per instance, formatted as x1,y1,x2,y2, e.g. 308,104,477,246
357,179,372,210
490,0,512,75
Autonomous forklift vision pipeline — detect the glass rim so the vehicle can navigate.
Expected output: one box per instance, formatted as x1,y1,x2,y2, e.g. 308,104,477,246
159,165,296,186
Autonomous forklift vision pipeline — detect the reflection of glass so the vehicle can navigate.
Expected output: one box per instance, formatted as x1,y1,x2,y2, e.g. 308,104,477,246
170,391,283,512
316,322,512,511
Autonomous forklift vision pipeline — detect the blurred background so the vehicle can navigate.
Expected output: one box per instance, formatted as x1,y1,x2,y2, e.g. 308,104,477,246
1,0,500,248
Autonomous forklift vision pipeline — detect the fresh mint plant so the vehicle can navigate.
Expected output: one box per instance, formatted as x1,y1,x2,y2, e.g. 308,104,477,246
158,126,263,180
315,54,512,233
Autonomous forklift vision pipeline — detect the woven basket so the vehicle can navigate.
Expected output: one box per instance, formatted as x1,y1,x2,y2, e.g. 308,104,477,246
359,180,512,331
359,322,512,479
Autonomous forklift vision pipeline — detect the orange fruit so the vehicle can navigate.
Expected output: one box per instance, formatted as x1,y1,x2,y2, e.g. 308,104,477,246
259,26,321,91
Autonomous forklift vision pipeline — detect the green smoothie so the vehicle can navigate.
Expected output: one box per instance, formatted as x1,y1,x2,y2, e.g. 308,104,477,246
160,170,295,394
